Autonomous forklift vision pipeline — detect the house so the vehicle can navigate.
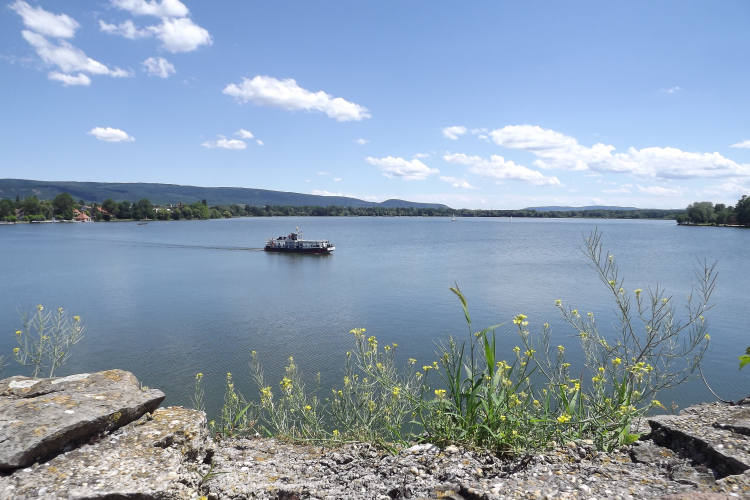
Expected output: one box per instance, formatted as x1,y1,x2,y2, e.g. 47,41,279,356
75,213,91,222
72,209,81,216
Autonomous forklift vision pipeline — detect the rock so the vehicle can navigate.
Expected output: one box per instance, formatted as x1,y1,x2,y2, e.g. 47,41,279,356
406,443,439,454
0,406,212,499
444,445,460,454
0,369,165,469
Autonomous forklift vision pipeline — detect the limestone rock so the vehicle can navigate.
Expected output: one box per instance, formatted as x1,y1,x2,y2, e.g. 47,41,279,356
0,406,212,499
0,370,164,469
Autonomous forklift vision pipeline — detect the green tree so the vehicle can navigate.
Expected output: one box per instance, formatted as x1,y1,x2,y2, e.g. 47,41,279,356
102,198,117,216
52,192,75,217
117,200,132,219
0,198,16,218
190,202,210,220
686,201,715,224
736,195,750,226
20,196,43,218
132,199,155,220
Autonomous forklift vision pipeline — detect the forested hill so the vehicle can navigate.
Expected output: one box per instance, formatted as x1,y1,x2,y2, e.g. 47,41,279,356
524,205,640,211
0,179,448,209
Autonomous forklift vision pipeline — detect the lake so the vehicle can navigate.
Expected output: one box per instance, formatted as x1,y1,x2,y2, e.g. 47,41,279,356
1,217,747,416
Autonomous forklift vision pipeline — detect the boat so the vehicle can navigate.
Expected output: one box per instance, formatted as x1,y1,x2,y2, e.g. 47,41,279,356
451,213,457,221
264,227,335,254
138,222,148,225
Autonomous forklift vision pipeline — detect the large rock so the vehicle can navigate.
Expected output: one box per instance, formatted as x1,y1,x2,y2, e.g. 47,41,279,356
0,406,212,499
0,369,164,469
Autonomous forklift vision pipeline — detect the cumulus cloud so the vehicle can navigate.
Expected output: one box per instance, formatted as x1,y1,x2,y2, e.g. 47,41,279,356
142,56,175,77
636,185,685,196
223,76,370,122
603,187,631,194
256,140,263,146
356,138,369,145
697,182,750,197
88,127,135,142
439,176,479,189
201,138,246,150
48,71,90,86
731,140,750,149
490,124,750,180
9,1,79,38
99,20,150,39
21,30,131,79
414,153,430,158
442,126,467,140
443,153,561,186
235,129,254,139
365,156,439,181
110,0,189,18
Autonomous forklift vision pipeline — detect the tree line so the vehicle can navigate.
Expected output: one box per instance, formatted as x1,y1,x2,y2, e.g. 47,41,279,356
677,195,750,226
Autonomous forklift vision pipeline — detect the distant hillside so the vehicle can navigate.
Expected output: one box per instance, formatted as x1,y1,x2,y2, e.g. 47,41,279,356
0,179,449,209
524,205,640,212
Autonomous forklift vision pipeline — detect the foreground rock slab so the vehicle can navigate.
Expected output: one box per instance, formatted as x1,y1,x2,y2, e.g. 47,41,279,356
0,406,212,499
0,370,165,469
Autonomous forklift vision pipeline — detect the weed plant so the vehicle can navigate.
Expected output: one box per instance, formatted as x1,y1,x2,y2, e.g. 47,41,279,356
201,231,714,452
13,305,84,378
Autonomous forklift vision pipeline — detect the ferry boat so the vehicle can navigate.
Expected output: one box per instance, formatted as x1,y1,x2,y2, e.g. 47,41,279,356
264,227,335,254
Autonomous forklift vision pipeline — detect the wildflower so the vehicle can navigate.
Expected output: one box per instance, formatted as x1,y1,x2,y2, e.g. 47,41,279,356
700,316,705,322
367,336,378,348
368,400,376,412
392,343,398,347
350,328,365,336
384,345,391,352
337,390,343,397
423,366,431,372
634,289,642,296
524,349,536,357
619,288,624,294
598,366,605,373
37,305,43,311
196,373,203,379
280,377,293,391
392,386,401,397
544,323,549,329
562,363,570,369
58,307,63,313
409,358,416,364
513,314,527,325
571,310,578,316
332,429,339,437
434,389,446,399
592,375,601,383
705,334,710,341
555,300,562,306
15,331,21,336
13,348,20,354
662,298,669,304
500,415,507,421
651,400,666,409
512,430,518,436
344,376,351,386
612,358,622,366
376,362,383,370
305,405,312,411
608,255,613,262
557,414,571,424
587,312,594,318
533,400,540,406
608,280,615,287
513,346,521,355
557,345,564,353
416,372,423,378
73,315,80,322
433,361,438,369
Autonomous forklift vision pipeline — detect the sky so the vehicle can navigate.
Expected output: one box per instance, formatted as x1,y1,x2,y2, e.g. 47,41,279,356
1,1,749,209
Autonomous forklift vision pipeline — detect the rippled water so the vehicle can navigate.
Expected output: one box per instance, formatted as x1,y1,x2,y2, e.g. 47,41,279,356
1,217,747,415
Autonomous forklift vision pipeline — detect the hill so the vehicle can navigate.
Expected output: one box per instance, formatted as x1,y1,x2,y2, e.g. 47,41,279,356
524,205,640,212
0,179,448,209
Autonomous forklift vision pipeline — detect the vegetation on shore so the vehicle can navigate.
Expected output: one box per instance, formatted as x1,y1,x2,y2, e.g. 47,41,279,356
2,191,687,222
676,195,750,226
198,231,715,453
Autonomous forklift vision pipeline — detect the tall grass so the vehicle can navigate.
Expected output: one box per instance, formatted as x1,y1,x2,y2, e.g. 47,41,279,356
199,230,714,452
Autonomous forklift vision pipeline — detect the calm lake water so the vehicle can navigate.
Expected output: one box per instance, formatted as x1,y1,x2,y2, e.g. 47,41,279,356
1,217,747,416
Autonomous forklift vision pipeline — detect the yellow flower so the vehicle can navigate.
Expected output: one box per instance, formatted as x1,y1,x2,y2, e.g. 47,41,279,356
434,389,446,399
15,330,21,336
557,345,564,353
332,429,339,436
196,373,203,379
612,358,622,366
392,343,398,347
524,349,536,357
37,305,43,311
557,414,571,424
533,400,540,406
13,348,20,354
513,346,520,354
408,358,416,364
543,323,549,329
607,281,615,287
58,307,63,313
513,314,528,325
571,310,578,316
705,334,710,341
634,289,642,296
555,300,562,306
562,362,570,369
368,400,376,412
392,386,401,397
280,377,293,391
587,312,594,318
423,365,431,371
73,316,80,322
500,415,506,421
305,405,312,411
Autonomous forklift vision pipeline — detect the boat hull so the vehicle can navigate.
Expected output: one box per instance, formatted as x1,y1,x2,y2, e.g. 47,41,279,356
264,246,334,254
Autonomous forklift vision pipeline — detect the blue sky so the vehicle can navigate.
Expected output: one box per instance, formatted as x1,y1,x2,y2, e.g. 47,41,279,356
1,0,749,209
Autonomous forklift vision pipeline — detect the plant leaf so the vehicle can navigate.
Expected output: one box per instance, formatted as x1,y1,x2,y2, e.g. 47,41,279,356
450,286,471,325
739,355,750,371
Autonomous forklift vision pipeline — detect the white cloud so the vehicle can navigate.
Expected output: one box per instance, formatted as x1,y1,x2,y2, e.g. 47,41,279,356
731,140,750,149
439,176,479,189
110,0,189,18
99,17,211,53
477,135,488,140
9,1,79,38
48,71,90,86
697,182,750,197
235,129,254,139
602,188,631,194
442,126,467,140
414,153,430,158
356,138,369,145
366,156,439,181
223,76,370,122
661,86,682,93
636,185,685,196
201,138,246,150
142,56,175,77
490,124,750,180
591,198,605,205
256,140,263,146
312,190,343,196
88,127,135,142
443,153,561,186
99,20,150,39
21,30,131,80
470,128,488,135
333,178,342,181
150,17,211,53
317,172,331,176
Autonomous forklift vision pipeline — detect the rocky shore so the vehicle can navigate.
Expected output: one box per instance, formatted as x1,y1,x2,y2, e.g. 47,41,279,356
1,370,750,500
